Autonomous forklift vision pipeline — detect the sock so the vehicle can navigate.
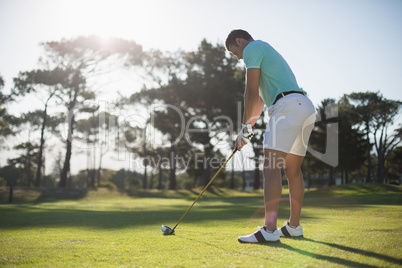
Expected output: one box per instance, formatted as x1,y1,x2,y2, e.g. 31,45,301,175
288,222,298,229
263,227,274,233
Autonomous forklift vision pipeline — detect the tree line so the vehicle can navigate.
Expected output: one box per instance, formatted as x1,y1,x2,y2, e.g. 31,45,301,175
0,36,401,193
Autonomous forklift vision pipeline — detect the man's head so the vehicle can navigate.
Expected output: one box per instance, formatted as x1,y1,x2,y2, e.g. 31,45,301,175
225,29,254,60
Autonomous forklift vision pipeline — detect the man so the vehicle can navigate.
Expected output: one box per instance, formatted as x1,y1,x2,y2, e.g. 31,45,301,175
225,29,316,243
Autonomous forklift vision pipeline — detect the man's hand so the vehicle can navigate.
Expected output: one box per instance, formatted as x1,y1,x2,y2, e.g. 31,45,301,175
235,124,254,151
234,133,246,151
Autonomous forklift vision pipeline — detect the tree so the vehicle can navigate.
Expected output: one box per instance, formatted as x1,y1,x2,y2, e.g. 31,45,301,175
8,142,39,187
309,99,338,186
38,36,143,187
128,50,194,189
13,68,70,186
0,74,20,140
348,92,402,183
23,110,62,186
76,111,119,188
386,146,402,182
337,95,367,183
130,40,244,187
184,40,244,186
0,165,22,203
373,120,401,184
109,168,143,191
348,92,381,182
75,107,101,188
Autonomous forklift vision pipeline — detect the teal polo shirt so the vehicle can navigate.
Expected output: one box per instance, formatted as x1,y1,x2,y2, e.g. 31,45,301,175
243,40,304,106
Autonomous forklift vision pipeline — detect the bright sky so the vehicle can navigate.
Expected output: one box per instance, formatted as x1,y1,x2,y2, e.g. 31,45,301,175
1,0,402,174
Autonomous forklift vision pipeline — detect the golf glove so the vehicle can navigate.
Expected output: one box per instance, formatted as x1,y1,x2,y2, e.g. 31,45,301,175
241,123,254,143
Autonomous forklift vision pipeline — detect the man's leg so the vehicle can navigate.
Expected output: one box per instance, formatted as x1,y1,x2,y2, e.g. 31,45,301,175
263,149,287,231
284,153,305,227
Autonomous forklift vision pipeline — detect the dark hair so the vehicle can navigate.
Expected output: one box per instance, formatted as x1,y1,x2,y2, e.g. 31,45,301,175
225,29,253,50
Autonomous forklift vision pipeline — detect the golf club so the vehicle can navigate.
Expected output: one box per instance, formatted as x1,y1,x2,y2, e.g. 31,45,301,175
161,148,237,235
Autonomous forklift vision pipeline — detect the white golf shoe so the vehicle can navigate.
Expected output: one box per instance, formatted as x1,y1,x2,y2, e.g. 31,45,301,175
238,226,280,244
277,221,303,238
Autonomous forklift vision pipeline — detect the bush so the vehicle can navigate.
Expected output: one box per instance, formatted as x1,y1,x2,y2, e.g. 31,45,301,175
0,177,7,187
177,174,194,190
42,175,57,188
99,181,117,190
125,177,142,191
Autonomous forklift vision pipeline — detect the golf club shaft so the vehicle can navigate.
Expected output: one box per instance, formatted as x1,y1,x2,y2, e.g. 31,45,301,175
173,148,237,230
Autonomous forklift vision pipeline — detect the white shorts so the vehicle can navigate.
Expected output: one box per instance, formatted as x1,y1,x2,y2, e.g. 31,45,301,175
263,93,316,156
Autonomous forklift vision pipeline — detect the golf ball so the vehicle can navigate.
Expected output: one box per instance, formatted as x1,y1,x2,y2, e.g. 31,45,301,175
161,225,167,232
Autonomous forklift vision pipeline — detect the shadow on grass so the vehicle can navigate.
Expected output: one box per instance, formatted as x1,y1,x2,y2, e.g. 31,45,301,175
20,186,235,204
35,188,89,202
1,186,400,266
0,204,263,230
2,184,399,207
0,188,89,204
175,235,291,266
270,242,378,267
1,189,400,231
260,237,402,267
302,238,402,266
175,235,401,267
303,190,402,207
0,187,228,204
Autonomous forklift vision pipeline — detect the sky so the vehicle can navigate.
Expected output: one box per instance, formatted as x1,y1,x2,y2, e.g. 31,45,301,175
1,0,401,174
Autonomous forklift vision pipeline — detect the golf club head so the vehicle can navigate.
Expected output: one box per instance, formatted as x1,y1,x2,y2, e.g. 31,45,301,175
161,225,174,235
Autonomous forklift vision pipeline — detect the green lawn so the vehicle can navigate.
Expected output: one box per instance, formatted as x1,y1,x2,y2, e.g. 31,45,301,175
0,184,401,267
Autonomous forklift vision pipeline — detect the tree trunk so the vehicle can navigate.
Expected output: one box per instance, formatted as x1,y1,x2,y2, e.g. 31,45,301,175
60,114,75,188
169,141,176,190
35,107,47,187
240,151,246,190
242,168,246,190
341,169,345,185
26,141,33,187
365,121,371,183
90,147,96,188
328,167,334,186
97,167,101,188
86,149,90,188
204,158,210,187
203,146,211,187
8,180,13,203
60,140,72,187
158,162,163,190
377,153,386,184
149,174,154,189
230,157,235,189
376,127,388,184
143,142,148,190
35,92,55,187
97,152,104,188
241,151,246,190
143,165,148,190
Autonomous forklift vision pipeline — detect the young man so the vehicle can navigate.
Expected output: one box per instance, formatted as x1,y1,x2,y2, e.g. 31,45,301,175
225,29,316,243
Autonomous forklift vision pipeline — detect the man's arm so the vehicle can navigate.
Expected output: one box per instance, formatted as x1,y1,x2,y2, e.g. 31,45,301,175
234,68,265,151
243,68,265,126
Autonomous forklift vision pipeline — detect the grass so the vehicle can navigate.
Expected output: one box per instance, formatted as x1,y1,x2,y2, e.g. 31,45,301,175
0,184,401,267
